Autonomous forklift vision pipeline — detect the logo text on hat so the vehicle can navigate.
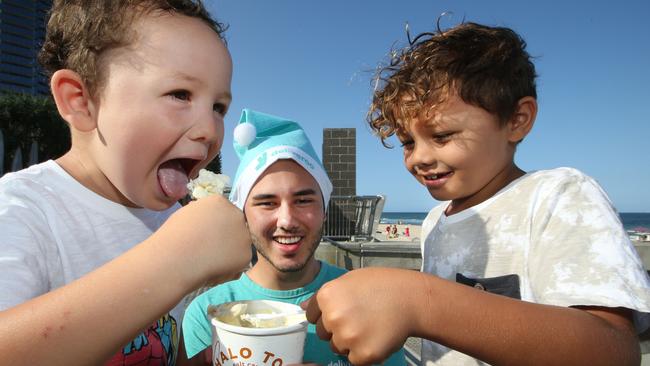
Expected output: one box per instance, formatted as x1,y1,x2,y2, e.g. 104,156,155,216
271,148,315,170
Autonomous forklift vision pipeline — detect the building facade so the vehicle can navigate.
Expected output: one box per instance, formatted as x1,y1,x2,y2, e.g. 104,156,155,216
0,0,51,95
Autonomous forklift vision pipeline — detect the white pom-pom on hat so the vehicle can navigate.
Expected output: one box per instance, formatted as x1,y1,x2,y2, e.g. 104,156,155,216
233,122,257,147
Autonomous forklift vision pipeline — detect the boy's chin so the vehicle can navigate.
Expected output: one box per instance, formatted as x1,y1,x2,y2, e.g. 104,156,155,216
426,189,451,202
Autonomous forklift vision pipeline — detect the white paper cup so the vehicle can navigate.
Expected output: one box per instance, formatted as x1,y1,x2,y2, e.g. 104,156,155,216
209,300,308,366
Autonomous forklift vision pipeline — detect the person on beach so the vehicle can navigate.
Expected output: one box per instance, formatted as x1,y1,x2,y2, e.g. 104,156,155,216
303,22,650,365
0,1,252,365
181,109,406,365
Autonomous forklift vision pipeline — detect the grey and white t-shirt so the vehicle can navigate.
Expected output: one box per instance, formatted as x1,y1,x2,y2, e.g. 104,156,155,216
420,167,650,365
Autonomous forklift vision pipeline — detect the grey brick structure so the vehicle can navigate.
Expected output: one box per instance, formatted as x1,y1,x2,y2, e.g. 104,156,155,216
322,128,357,239
322,128,356,196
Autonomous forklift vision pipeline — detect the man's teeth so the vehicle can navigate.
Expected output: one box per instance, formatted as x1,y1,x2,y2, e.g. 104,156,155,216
275,236,301,244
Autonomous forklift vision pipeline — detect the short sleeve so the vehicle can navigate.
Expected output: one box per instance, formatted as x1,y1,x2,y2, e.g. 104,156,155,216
0,189,51,310
182,292,216,359
527,170,650,331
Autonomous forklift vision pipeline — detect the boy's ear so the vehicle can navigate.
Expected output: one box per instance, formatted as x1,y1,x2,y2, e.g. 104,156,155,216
508,96,537,143
50,69,97,132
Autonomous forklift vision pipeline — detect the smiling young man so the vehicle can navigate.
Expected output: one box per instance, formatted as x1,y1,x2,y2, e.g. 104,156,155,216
244,159,325,290
181,109,406,365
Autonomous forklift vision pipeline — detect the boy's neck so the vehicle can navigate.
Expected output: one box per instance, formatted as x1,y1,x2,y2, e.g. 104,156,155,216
56,150,134,207
446,164,526,216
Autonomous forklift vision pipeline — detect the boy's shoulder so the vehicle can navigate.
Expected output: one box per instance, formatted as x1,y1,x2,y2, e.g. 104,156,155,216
0,161,66,213
0,160,95,206
510,167,598,198
1,160,59,189
472,167,601,212
524,167,591,183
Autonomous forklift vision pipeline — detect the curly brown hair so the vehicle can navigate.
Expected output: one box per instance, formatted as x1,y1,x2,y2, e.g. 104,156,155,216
38,0,226,98
367,22,537,146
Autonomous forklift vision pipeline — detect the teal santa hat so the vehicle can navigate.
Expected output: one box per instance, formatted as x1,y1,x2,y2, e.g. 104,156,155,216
229,109,333,210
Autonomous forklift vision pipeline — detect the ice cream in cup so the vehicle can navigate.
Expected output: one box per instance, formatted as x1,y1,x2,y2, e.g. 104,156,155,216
208,300,308,366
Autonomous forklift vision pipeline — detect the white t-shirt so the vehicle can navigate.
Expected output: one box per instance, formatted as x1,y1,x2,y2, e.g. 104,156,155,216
420,167,650,366
0,160,183,365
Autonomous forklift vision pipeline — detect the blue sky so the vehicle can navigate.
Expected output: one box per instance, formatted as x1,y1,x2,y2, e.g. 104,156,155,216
207,1,650,213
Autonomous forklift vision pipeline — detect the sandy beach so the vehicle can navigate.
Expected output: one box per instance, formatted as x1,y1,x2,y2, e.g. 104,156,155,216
377,223,422,242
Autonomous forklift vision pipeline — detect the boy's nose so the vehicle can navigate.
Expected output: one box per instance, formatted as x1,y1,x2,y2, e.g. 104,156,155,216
188,109,224,146
411,142,436,168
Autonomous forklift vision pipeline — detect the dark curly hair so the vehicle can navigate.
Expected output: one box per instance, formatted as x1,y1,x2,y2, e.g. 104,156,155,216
368,22,537,146
38,0,227,98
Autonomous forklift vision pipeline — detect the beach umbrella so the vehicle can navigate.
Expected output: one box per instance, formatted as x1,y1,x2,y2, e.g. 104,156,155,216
11,147,22,172
28,140,39,167
0,129,4,176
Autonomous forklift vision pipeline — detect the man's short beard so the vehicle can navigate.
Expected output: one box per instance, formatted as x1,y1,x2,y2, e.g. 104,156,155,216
251,227,323,273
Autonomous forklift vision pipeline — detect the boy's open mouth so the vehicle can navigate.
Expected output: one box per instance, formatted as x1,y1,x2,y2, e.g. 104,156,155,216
157,158,201,200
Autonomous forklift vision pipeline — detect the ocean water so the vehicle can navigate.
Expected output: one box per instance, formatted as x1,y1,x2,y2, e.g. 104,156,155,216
381,212,650,231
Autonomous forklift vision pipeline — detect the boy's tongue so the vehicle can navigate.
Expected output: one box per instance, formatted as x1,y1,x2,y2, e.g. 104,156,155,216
158,160,189,201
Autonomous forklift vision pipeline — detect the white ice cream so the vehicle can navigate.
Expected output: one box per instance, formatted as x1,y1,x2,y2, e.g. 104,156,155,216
215,303,300,328
186,169,230,199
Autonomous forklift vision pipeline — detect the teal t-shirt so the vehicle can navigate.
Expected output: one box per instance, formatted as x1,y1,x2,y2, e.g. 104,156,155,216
182,261,406,365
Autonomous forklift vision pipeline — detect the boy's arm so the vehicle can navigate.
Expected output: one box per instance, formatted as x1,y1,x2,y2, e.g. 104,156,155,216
0,195,252,366
304,267,640,366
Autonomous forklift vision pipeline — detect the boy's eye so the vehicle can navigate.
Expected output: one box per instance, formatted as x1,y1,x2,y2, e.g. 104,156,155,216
213,102,228,116
433,132,454,143
169,90,190,101
400,139,414,149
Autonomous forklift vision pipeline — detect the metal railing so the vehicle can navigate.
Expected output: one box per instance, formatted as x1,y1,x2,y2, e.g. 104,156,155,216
321,236,421,270
322,195,385,241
